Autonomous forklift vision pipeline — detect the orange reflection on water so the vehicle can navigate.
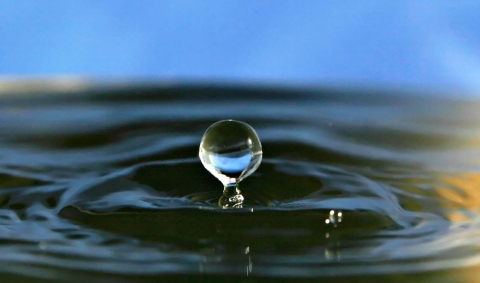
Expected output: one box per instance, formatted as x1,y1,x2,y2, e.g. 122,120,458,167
436,172,480,222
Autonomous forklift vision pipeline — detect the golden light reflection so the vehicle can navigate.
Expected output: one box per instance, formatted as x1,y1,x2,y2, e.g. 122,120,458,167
436,172,480,222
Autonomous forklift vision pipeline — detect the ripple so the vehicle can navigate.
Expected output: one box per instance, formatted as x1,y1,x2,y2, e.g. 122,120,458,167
0,83,479,281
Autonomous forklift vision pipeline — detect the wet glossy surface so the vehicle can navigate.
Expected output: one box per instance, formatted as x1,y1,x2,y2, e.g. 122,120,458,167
0,83,480,282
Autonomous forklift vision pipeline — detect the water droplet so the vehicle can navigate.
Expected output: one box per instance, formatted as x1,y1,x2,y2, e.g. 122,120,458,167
199,120,262,207
38,241,47,250
325,210,343,227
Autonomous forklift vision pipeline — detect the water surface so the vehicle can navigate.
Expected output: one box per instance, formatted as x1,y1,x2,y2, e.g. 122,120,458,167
0,83,479,282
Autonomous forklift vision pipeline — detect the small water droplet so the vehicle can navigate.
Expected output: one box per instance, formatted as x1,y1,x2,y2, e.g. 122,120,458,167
39,241,47,250
199,120,262,207
248,255,252,275
325,210,343,227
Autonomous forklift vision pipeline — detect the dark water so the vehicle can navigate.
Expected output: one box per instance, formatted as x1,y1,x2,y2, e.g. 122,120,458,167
1,83,480,282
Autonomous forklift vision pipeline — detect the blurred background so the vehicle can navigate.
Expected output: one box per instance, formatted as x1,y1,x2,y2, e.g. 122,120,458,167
1,0,479,97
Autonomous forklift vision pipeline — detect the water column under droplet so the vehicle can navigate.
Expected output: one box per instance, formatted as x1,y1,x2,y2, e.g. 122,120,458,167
199,120,262,208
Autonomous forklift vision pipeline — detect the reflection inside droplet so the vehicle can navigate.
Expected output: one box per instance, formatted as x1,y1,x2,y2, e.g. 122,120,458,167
209,151,252,174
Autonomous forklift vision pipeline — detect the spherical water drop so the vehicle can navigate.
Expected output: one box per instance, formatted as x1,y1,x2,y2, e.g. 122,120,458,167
199,120,262,207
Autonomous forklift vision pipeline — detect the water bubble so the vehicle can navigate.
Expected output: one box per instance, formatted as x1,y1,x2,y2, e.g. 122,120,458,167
199,120,262,207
